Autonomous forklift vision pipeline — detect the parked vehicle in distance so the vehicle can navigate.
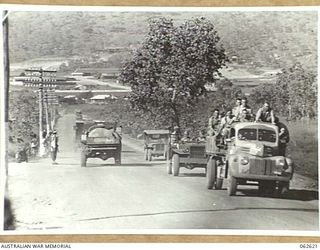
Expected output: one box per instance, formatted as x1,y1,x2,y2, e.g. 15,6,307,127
206,122,294,197
80,121,122,167
143,130,170,161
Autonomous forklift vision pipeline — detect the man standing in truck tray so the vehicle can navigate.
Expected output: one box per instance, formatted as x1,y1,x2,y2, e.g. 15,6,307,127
232,97,242,121
208,109,220,136
240,96,253,115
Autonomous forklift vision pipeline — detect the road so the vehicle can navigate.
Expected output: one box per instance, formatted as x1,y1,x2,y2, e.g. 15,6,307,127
7,113,319,232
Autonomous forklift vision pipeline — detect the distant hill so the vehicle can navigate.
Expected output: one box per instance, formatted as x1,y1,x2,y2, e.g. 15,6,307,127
8,11,317,71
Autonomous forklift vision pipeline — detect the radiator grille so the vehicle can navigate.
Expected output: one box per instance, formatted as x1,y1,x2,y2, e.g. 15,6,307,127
154,144,165,151
189,145,206,158
249,158,276,175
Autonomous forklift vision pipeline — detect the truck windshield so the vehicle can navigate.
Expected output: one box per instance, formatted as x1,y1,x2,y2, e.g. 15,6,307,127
238,128,276,143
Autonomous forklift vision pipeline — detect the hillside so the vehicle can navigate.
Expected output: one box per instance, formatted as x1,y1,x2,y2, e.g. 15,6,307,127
8,11,317,71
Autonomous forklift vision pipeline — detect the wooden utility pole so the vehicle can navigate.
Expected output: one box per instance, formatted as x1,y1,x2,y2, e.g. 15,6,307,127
38,69,45,157
44,89,50,133
3,10,9,176
22,68,57,157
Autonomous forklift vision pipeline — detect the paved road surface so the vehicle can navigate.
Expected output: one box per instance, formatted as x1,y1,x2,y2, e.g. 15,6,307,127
7,113,319,232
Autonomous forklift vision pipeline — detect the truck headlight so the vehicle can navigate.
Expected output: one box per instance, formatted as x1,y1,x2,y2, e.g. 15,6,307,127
277,158,289,170
278,159,285,166
240,157,249,165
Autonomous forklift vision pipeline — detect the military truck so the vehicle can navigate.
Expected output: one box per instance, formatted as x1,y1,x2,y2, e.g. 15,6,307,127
206,122,294,197
80,121,122,167
167,142,207,176
143,130,170,161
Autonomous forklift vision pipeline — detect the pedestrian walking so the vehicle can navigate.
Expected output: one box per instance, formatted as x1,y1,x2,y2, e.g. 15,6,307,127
50,130,59,165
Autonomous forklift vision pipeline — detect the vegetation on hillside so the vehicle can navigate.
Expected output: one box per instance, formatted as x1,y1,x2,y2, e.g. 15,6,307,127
9,11,317,71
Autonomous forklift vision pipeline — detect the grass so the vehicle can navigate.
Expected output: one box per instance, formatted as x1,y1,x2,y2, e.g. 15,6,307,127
286,119,318,179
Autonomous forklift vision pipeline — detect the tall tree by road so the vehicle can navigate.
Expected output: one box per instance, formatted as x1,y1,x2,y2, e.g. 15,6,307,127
119,17,228,131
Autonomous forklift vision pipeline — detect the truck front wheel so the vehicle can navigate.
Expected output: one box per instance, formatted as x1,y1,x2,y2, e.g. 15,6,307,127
167,159,172,174
206,157,216,189
227,176,237,196
81,152,87,167
172,154,180,176
278,181,289,198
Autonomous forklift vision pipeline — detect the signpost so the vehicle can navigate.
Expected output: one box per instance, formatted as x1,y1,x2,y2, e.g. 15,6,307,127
23,68,57,157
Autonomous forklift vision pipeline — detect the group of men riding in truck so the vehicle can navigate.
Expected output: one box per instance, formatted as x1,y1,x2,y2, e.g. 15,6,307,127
171,96,290,156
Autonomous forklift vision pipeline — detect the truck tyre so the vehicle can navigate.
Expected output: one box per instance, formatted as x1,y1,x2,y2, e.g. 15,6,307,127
167,159,172,174
227,176,237,196
147,149,152,161
172,154,180,176
215,178,223,190
81,152,87,167
278,181,289,198
115,152,121,165
144,149,148,161
206,157,216,189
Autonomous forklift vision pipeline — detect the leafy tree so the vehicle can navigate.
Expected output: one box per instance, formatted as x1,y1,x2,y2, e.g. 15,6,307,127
250,63,317,120
119,17,228,132
9,90,38,143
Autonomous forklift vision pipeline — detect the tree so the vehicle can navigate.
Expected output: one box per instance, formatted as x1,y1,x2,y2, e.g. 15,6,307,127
250,63,317,120
119,17,228,132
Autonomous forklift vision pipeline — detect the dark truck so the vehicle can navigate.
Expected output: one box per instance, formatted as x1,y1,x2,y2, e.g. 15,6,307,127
80,121,122,167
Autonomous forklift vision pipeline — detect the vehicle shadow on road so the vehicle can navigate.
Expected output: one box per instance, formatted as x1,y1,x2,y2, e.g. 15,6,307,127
283,189,318,201
179,173,206,178
241,189,318,201
84,163,161,167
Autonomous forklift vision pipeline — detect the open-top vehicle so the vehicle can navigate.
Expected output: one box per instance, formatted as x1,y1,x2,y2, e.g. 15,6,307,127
168,141,207,176
80,121,122,167
143,130,170,161
206,122,294,197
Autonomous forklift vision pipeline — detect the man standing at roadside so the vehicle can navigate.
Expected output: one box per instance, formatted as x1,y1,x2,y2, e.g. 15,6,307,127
50,130,59,165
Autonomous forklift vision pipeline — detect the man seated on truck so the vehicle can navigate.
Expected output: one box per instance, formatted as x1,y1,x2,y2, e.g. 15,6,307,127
255,102,276,124
239,108,253,122
180,130,192,143
218,110,235,144
196,130,207,143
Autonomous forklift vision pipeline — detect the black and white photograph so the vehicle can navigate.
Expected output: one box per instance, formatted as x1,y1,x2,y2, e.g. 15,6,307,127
1,6,319,233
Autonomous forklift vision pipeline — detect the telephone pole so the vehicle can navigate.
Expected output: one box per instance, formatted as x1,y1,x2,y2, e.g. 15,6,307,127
3,10,9,176
24,68,57,157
